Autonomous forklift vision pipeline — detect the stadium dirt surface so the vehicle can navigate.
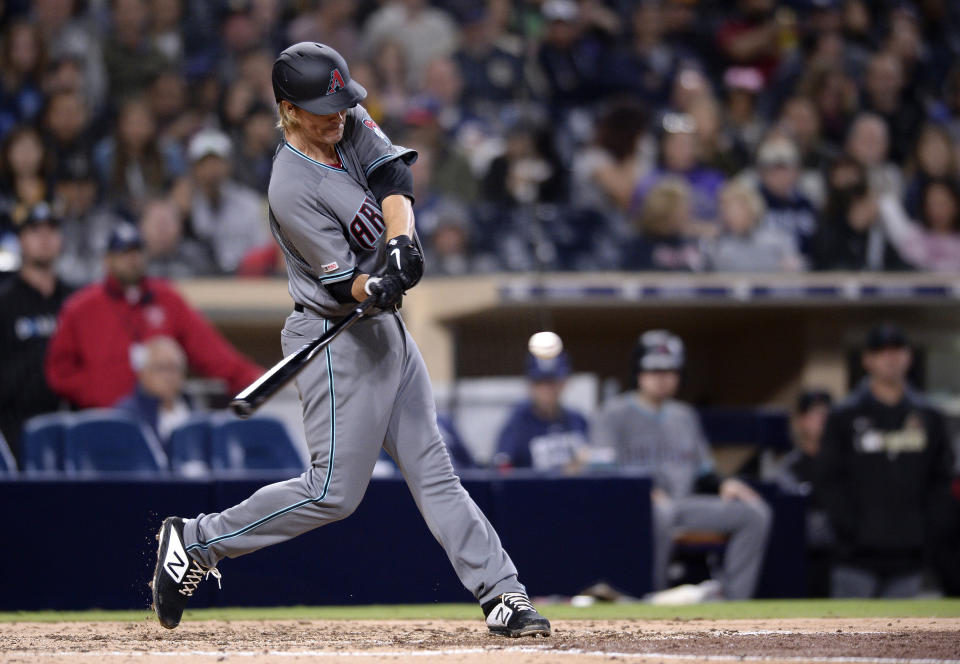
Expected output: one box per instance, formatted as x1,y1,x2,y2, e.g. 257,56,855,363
1,617,958,663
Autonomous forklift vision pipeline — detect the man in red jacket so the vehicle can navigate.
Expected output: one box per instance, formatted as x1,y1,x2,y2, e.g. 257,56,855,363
45,223,262,408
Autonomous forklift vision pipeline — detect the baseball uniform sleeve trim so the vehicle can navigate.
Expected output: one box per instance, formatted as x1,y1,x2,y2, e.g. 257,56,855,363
317,267,356,284
187,321,337,553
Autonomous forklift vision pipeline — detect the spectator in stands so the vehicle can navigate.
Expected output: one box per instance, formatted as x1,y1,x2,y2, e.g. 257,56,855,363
451,6,526,118
810,157,907,271
182,128,270,274
0,19,47,139
494,339,589,473
632,113,726,226
32,0,108,115
0,202,71,462
818,323,955,598
797,64,858,149
482,122,565,209
704,178,802,272
229,105,279,195
115,335,193,446
877,180,960,273
720,67,765,170
715,0,783,85
535,0,608,116
622,178,704,272
45,222,262,409
605,2,682,109
147,69,197,146
41,90,93,175
592,330,772,600
771,388,834,597
139,197,216,279
401,103,478,205
93,97,184,216
903,124,957,218
861,52,923,164
776,96,834,207
0,125,52,213
147,0,185,65
690,91,742,178
845,113,903,197
286,0,359,62
755,137,819,258
571,101,648,225
102,0,171,99
360,0,459,89
54,154,123,287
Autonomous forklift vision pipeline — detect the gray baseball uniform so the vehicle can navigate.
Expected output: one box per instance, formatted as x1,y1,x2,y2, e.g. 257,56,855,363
181,106,524,604
593,393,771,599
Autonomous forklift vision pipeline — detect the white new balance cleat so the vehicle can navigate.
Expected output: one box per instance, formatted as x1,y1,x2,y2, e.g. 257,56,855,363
150,517,221,629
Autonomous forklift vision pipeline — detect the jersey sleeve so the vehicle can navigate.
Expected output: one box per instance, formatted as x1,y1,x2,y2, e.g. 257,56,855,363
268,190,357,287
347,106,418,179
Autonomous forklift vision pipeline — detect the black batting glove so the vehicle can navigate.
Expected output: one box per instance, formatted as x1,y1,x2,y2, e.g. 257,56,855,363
384,235,424,290
364,274,404,309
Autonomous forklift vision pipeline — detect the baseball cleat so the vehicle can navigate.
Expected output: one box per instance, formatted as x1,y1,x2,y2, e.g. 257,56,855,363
482,592,551,638
150,517,221,629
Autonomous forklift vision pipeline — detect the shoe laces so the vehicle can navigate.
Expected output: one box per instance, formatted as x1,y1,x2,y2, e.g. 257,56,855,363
501,592,535,612
178,561,222,597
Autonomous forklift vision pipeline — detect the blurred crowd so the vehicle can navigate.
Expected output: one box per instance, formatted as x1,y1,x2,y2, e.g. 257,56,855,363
2,0,960,282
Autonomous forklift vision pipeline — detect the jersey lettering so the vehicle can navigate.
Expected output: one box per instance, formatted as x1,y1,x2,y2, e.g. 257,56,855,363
349,198,385,249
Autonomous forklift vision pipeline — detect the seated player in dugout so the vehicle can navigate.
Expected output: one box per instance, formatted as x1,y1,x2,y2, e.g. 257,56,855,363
150,42,551,639
494,332,589,473
591,330,773,600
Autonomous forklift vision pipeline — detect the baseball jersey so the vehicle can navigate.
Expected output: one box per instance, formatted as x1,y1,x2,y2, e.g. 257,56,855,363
592,392,715,498
267,106,417,318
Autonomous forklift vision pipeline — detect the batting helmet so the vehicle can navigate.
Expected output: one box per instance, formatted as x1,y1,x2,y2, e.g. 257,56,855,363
272,42,367,115
633,330,685,373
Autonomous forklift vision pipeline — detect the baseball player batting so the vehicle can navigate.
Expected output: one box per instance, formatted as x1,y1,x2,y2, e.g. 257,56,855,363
150,42,550,638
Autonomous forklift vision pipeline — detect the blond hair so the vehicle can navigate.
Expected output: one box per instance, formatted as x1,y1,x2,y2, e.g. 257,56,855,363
719,178,765,224
637,178,690,236
276,102,300,133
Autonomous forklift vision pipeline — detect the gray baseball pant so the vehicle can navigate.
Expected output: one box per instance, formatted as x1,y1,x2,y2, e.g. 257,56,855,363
652,495,772,599
831,565,923,598
183,310,522,604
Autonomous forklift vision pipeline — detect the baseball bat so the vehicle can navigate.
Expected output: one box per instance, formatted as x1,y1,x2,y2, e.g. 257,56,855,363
229,298,376,419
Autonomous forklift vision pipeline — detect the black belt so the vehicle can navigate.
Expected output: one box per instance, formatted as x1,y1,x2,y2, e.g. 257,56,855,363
294,302,397,316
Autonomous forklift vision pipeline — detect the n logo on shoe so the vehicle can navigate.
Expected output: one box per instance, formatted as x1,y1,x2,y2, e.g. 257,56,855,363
486,604,513,628
163,527,189,583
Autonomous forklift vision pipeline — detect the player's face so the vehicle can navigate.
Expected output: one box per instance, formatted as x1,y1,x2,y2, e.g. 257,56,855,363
300,107,347,146
18,222,62,267
638,370,680,403
106,248,147,285
862,346,912,384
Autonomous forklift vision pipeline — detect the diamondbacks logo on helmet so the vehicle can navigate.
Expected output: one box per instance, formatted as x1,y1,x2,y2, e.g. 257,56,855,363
363,118,390,144
327,68,346,95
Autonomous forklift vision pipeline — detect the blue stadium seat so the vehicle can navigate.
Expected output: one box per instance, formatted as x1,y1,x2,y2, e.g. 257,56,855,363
211,416,304,472
0,430,16,475
168,415,214,476
64,410,167,474
21,412,72,473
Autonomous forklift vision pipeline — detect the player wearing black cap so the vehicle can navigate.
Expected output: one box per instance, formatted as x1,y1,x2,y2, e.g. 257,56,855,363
818,323,955,598
150,42,551,638
0,202,72,462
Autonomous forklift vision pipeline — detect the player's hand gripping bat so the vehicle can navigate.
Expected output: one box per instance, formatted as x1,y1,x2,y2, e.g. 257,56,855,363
229,298,376,418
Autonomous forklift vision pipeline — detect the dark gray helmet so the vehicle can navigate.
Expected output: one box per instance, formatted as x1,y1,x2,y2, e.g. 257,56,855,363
633,330,685,373
272,42,367,115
